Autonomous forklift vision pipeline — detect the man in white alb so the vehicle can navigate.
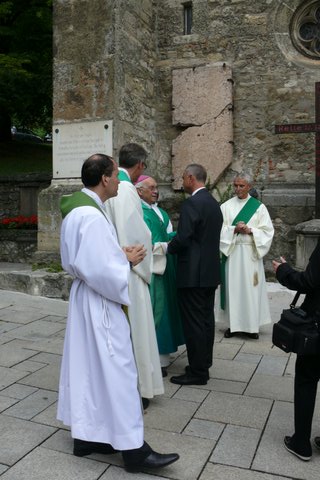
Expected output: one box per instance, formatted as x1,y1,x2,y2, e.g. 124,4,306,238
57,153,178,472
219,171,274,339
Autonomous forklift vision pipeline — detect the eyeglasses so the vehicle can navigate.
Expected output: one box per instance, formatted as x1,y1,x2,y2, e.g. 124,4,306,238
139,185,158,191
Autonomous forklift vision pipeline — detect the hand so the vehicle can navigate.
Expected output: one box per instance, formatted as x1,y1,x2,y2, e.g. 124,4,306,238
123,244,147,267
272,256,286,273
235,221,251,235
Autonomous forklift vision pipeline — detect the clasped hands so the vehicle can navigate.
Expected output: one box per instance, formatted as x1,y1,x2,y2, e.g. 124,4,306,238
234,221,252,235
123,244,146,267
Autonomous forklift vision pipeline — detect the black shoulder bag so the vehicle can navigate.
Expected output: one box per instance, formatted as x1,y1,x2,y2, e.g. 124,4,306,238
272,292,320,355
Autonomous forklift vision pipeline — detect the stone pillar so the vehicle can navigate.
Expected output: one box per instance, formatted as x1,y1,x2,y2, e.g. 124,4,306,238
295,219,320,271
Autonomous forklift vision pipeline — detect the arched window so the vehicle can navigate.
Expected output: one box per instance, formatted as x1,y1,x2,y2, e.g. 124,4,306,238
290,0,320,59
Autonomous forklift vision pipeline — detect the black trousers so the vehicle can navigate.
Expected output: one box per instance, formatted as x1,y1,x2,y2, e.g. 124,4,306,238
291,353,320,454
177,287,216,379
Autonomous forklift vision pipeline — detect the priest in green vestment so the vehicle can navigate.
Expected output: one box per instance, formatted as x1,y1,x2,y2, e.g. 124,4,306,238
136,176,185,375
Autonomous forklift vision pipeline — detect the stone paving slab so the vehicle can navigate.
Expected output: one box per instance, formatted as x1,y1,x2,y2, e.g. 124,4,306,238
253,401,320,479
19,363,60,391
210,424,261,468
196,391,273,429
255,355,288,376
32,401,66,429
208,358,257,383
0,447,107,480
1,383,38,400
1,284,320,480
144,396,200,433
0,365,30,389
199,463,290,480
0,343,38,368
244,373,294,402
183,418,224,441
0,415,56,466
3,388,57,420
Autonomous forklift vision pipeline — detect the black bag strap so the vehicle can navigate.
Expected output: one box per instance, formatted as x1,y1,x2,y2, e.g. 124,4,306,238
290,291,300,309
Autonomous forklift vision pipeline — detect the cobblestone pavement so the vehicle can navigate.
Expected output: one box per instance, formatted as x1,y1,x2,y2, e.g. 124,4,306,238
0,285,320,480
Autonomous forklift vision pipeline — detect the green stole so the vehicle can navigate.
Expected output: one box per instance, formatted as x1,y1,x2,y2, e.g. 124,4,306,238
118,169,132,183
220,196,261,309
60,191,105,219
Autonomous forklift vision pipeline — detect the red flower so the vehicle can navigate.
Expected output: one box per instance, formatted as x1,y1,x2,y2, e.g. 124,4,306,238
0,215,38,229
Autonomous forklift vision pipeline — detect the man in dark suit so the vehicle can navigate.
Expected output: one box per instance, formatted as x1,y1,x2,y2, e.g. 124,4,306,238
168,164,223,386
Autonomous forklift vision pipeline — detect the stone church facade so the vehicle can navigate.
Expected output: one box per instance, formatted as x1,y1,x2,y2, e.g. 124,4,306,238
41,0,320,272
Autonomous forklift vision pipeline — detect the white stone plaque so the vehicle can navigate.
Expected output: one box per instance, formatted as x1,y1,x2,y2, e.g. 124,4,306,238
53,120,113,178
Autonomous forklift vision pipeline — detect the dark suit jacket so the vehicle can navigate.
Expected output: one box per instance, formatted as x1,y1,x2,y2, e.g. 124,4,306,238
168,188,223,288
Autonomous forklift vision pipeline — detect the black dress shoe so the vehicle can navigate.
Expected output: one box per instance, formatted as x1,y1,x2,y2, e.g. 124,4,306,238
224,328,234,338
142,397,150,409
124,451,179,472
246,332,259,340
170,373,207,385
73,438,117,457
161,367,168,377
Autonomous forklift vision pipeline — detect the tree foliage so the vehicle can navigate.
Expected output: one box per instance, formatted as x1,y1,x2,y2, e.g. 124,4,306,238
0,0,52,133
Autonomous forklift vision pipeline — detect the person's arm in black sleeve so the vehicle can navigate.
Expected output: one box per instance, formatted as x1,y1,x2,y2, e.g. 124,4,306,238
276,241,320,293
167,201,198,254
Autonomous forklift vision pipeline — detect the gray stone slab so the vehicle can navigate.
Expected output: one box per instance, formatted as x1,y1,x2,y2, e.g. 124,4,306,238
213,342,241,360
1,383,38,399
41,314,67,324
210,424,261,468
3,389,57,420
0,307,47,325
12,359,47,373
253,401,320,479
144,396,199,433
13,337,64,355
196,391,272,429
30,352,62,365
0,464,8,475
234,353,262,364
0,365,29,390
19,364,60,391
161,375,181,398
0,342,38,367
200,463,290,480
241,341,289,357
183,418,224,441
5,319,65,341
0,290,68,316
245,374,294,402
0,415,56,465
173,386,209,403
206,378,247,395
0,321,19,335
0,447,107,480
255,355,288,376
143,428,214,480
209,358,256,383
32,402,67,429
100,465,165,480
0,395,18,412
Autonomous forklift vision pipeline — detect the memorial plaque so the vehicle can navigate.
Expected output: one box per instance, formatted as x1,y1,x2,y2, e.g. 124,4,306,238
53,120,113,178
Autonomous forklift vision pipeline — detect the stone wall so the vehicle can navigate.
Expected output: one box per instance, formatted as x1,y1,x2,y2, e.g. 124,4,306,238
50,0,320,272
0,174,51,218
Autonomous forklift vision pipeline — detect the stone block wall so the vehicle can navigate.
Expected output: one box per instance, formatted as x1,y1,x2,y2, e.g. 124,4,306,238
50,0,320,271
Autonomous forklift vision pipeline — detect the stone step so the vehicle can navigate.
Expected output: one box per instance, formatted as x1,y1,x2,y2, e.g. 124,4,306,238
0,263,72,300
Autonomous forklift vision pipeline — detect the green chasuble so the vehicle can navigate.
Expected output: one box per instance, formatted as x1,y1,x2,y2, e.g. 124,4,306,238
142,203,184,354
60,191,105,218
